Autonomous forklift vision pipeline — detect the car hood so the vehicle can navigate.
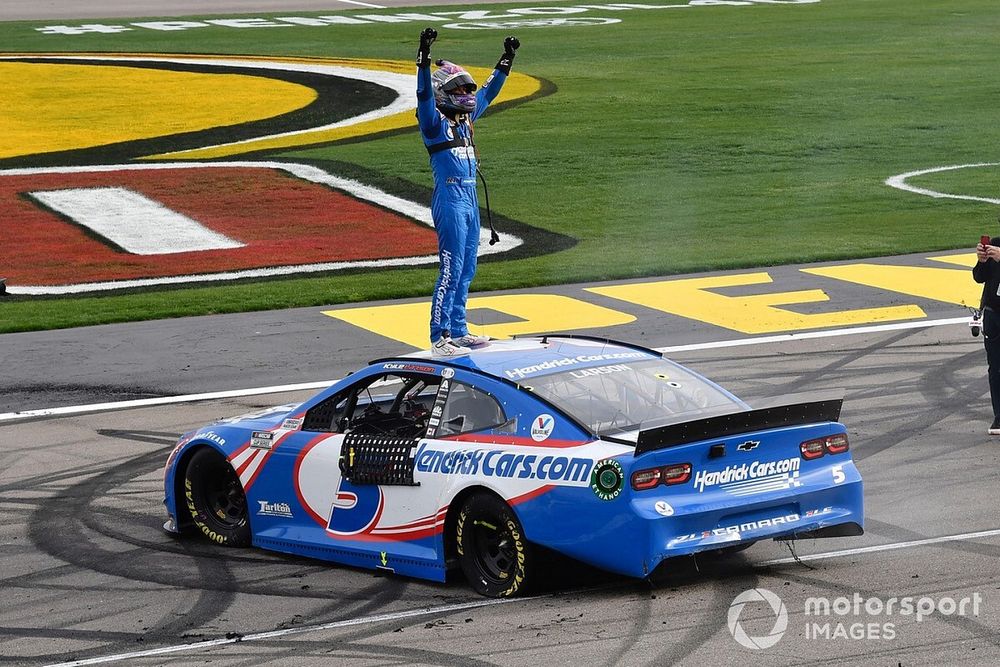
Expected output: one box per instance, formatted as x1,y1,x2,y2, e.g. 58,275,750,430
211,403,301,431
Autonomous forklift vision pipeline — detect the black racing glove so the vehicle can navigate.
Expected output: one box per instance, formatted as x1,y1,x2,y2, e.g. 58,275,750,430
495,35,520,74
417,27,437,68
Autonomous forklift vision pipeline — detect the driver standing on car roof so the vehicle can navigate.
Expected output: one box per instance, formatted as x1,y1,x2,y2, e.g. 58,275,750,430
415,27,520,357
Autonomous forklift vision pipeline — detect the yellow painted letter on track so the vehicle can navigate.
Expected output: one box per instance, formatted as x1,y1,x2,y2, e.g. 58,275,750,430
803,259,980,308
587,273,924,334
323,294,636,349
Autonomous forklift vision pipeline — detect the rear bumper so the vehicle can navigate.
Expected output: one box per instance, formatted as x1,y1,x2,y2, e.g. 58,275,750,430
639,478,863,575
554,475,863,579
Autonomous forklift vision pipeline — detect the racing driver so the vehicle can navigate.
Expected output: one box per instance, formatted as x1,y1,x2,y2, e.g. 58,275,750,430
415,27,520,357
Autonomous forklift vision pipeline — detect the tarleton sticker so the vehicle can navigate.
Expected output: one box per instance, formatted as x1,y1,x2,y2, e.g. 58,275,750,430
590,459,624,501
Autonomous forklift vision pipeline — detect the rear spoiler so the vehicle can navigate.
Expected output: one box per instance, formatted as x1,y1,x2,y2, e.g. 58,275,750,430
634,397,843,457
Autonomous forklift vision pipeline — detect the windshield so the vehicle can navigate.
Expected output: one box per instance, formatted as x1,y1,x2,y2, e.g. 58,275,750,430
525,358,743,437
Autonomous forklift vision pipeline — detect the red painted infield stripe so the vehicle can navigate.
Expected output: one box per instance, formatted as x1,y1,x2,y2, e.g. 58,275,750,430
2,166,438,285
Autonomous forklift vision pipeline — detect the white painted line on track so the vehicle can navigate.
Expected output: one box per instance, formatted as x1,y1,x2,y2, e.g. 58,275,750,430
656,316,968,353
44,597,518,667
760,527,1000,567
0,315,968,423
335,0,386,6
0,381,333,423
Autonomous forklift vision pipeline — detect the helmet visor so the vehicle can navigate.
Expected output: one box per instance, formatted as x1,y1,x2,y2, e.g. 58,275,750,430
441,72,477,93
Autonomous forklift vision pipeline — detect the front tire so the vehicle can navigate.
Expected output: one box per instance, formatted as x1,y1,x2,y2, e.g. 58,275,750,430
456,493,534,597
183,448,251,547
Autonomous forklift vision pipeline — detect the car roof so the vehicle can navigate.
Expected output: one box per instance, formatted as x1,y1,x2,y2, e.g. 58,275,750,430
385,336,662,383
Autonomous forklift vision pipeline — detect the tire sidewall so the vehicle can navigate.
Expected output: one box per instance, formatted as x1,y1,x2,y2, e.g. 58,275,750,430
456,493,531,597
183,448,251,547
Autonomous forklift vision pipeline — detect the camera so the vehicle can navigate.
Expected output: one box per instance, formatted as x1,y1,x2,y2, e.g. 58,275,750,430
971,310,982,337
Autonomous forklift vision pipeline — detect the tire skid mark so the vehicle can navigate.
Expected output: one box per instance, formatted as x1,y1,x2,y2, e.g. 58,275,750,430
647,559,761,665
601,585,653,667
757,329,923,397
231,627,501,667
0,626,139,642
855,347,983,462
778,568,1000,651
780,635,999,667
252,593,507,667
864,518,1000,562
24,449,237,662
15,443,484,664
0,459,127,494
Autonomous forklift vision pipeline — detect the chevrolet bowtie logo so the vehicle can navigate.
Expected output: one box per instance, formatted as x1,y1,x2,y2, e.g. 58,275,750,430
736,440,760,452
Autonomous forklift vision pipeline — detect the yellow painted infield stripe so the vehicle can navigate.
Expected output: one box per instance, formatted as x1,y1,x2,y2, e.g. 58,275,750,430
1,53,541,161
148,59,542,160
0,58,315,159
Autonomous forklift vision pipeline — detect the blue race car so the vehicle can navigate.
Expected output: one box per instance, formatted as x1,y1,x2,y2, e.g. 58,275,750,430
163,336,863,597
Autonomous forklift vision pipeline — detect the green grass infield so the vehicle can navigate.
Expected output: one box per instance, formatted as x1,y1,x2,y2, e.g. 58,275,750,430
1,0,999,332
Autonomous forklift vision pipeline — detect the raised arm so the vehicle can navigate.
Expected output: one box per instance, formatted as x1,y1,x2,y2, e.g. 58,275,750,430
416,28,442,138
472,36,519,122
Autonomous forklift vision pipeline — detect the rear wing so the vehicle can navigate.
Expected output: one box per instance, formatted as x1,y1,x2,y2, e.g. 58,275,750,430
634,397,843,457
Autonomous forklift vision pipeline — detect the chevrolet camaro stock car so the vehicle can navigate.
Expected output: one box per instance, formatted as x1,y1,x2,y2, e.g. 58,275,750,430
163,336,864,597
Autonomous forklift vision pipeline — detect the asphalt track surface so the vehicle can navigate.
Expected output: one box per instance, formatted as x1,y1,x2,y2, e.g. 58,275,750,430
4,274,1000,666
4,3,1000,666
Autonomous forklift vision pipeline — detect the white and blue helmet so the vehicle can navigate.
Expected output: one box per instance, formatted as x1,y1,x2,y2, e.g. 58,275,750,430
432,60,478,115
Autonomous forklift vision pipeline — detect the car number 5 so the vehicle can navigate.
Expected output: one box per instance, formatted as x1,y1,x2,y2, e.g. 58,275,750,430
832,464,846,484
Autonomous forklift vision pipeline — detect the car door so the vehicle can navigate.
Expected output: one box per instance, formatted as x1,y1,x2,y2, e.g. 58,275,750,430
292,369,447,564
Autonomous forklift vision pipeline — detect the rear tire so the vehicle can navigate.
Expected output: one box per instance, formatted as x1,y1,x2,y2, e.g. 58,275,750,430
183,448,251,547
456,493,534,597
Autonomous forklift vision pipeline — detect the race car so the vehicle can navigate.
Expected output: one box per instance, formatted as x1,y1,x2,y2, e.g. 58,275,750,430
163,335,863,597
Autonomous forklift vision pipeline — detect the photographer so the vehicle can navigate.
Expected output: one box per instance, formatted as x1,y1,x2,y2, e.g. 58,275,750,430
973,235,1000,434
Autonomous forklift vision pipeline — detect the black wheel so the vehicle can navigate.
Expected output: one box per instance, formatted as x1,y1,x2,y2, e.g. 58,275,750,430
456,493,534,597
183,448,251,547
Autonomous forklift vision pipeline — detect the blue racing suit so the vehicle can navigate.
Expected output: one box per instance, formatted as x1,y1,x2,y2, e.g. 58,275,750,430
417,64,507,343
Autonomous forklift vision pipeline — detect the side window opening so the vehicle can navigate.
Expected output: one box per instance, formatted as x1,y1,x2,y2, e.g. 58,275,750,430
303,373,440,438
434,382,506,437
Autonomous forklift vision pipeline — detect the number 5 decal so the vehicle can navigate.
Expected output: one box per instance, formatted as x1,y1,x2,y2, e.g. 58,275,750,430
832,464,846,484
328,480,384,535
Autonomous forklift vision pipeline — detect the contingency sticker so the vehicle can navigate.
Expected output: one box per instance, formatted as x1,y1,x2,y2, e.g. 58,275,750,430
654,501,674,516
281,418,303,431
530,414,555,442
425,379,452,438
590,459,624,501
250,431,275,450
